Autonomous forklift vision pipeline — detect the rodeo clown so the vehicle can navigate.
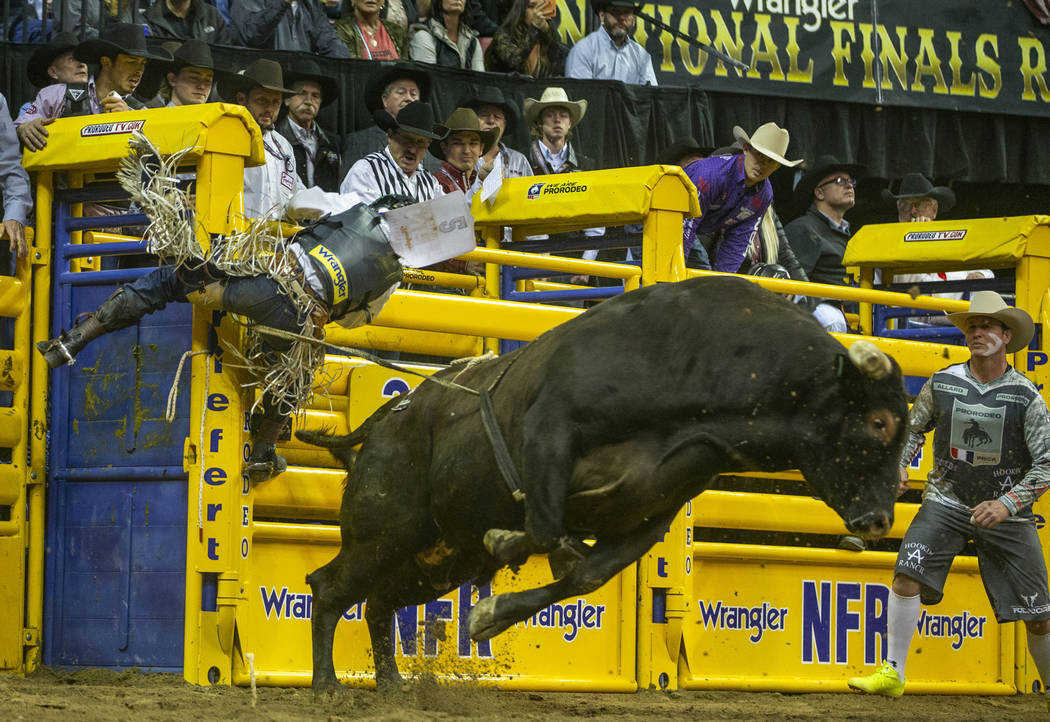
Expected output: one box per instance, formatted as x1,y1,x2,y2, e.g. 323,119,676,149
37,133,405,483
849,292,1050,707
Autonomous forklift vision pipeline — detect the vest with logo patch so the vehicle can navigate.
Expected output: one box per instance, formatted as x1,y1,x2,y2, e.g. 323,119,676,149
927,364,1037,512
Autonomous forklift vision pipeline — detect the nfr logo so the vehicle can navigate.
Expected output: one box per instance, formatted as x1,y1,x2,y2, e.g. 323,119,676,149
382,377,410,398
527,182,545,199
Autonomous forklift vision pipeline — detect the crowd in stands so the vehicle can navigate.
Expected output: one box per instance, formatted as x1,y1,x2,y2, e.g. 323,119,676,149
0,6,999,339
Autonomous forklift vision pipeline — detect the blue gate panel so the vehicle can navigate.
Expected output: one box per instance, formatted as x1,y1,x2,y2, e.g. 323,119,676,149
47,480,187,669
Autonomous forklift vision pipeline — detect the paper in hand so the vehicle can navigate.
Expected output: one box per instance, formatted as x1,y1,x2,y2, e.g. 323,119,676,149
384,191,476,268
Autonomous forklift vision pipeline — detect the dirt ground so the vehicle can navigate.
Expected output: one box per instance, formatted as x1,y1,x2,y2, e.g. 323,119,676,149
1,668,1048,721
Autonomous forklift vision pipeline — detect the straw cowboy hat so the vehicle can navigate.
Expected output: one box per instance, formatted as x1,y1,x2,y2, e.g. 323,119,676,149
284,57,339,107
947,291,1034,353
524,87,587,128
881,173,956,213
75,22,173,65
731,122,803,167
430,108,499,161
218,59,296,101
27,31,80,87
793,154,867,205
374,100,448,140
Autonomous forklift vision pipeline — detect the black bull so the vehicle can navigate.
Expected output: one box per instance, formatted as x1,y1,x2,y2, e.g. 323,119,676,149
299,276,908,691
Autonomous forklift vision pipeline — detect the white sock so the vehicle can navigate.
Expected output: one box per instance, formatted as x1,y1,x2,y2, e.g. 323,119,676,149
885,590,921,682
1027,629,1050,693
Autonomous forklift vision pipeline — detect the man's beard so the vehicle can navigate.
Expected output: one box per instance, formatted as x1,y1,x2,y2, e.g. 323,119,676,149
604,22,627,42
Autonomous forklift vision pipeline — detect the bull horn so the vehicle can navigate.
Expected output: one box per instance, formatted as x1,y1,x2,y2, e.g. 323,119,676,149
848,340,892,380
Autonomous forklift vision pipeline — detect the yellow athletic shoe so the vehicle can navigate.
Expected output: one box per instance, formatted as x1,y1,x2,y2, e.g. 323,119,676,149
847,661,905,697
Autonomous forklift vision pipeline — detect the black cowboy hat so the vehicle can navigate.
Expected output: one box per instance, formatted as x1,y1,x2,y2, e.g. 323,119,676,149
218,59,296,101
793,154,867,205
167,38,216,72
657,137,715,166
373,100,448,140
284,57,338,107
74,23,173,65
364,61,430,114
460,86,519,135
881,173,956,213
593,0,642,11
27,31,80,88
430,108,499,161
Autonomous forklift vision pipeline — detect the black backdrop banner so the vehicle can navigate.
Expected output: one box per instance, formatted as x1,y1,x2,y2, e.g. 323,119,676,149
558,0,1050,117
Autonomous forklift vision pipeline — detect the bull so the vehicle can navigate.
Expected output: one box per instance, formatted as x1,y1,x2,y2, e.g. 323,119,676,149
299,276,908,692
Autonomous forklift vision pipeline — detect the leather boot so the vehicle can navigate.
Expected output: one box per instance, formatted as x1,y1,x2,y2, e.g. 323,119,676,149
244,412,289,484
36,315,106,368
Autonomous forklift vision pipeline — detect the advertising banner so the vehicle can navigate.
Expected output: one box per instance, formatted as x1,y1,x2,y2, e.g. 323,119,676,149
559,0,1050,117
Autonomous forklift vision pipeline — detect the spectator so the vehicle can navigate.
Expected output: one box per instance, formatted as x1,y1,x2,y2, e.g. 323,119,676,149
462,86,532,181
656,137,711,169
524,86,593,175
380,0,419,30
432,107,497,196
848,292,1050,703
16,23,173,151
335,0,408,59
53,0,133,40
0,93,32,269
565,0,656,85
145,0,231,43
160,39,216,106
19,31,88,116
339,62,436,178
340,100,446,203
5,0,51,41
276,59,343,192
888,174,993,319
784,154,866,331
232,0,351,57
408,0,485,71
218,60,305,221
485,0,568,77
681,122,801,273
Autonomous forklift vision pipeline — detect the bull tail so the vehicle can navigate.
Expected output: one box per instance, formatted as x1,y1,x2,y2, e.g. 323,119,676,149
296,420,374,469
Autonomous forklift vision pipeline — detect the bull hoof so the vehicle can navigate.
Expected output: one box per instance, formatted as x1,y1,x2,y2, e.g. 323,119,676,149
468,594,515,641
311,674,345,697
483,529,534,567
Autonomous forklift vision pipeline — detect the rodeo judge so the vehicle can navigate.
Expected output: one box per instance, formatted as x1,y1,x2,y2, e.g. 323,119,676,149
848,292,1050,709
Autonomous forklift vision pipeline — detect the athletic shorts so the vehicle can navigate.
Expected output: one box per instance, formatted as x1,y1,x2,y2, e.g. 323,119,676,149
894,499,1050,622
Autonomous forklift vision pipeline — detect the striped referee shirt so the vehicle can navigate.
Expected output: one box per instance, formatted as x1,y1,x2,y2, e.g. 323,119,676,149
339,146,442,204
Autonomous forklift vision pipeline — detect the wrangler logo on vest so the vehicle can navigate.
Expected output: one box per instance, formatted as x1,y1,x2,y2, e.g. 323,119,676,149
309,244,349,304
81,120,145,137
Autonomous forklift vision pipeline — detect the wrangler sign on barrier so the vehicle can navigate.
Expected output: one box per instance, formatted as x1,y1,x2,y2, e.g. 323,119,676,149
14,106,1050,699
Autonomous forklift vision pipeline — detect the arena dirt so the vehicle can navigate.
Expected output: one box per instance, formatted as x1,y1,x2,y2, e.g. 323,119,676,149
1,667,1048,720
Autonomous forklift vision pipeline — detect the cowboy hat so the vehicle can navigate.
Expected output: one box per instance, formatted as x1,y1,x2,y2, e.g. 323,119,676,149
27,31,81,88
374,100,448,140
731,122,803,167
74,23,173,65
284,57,338,107
166,38,216,72
593,0,642,11
881,173,956,213
524,87,587,128
460,86,519,135
218,59,296,101
364,61,431,114
657,137,714,166
430,108,499,161
793,154,866,204
947,291,1034,353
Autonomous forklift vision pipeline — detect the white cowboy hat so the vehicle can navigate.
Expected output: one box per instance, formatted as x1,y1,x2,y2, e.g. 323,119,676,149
523,87,588,128
731,122,803,167
947,291,1034,353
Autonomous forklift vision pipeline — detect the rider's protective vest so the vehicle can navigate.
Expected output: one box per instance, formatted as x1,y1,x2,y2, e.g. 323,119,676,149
62,82,91,117
293,203,403,321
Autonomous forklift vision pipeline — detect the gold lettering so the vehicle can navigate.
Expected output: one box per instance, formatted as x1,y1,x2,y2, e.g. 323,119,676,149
946,31,975,97
1018,37,1050,102
829,20,854,87
678,7,711,76
710,10,746,77
747,13,786,81
911,28,948,95
556,0,585,45
784,16,813,83
976,34,1002,99
857,23,876,89
634,4,651,51
656,4,677,73
876,25,910,90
